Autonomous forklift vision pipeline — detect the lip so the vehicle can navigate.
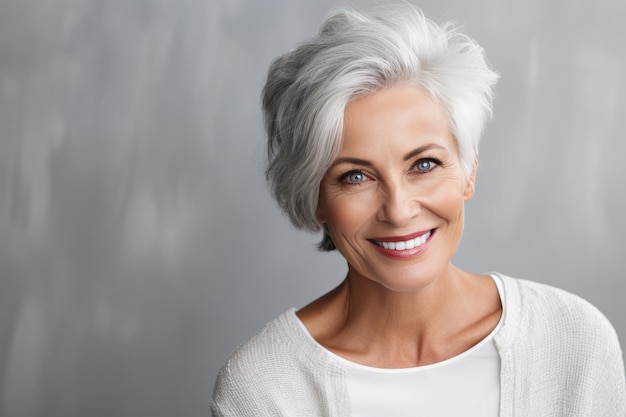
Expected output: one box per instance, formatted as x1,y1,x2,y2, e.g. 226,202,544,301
371,229,432,242
368,229,436,259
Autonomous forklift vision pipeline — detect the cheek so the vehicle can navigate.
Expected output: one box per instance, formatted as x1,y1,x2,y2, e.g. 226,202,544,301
321,190,377,235
421,179,466,219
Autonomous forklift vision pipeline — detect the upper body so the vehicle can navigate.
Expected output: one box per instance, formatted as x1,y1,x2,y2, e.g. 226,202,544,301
212,274,625,416
213,4,626,416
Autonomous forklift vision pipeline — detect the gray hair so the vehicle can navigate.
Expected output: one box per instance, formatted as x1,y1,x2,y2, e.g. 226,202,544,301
262,4,499,251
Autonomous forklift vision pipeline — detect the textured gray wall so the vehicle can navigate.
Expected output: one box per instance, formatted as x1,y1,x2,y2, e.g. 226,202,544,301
0,0,624,415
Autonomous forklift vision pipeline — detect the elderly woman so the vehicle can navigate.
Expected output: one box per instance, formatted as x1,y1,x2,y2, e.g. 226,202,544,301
211,4,625,416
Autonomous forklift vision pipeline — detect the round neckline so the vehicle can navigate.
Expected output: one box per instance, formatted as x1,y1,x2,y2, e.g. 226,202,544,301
291,273,505,373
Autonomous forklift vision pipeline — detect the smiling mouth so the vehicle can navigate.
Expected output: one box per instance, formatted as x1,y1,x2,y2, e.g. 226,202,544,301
372,230,433,251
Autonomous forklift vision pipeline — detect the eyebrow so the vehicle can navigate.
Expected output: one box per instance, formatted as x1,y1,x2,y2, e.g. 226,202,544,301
329,143,447,169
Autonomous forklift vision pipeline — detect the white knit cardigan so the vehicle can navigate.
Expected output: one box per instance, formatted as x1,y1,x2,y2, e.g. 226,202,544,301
211,274,626,416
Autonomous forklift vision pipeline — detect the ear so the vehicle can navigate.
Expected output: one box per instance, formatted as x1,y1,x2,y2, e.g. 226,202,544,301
463,158,478,201
315,200,327,224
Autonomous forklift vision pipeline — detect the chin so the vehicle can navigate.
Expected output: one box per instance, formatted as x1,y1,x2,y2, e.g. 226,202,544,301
353,263,446,293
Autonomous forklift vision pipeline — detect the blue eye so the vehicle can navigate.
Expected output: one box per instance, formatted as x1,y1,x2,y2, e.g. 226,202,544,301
414,158,439,173
343,171,367,184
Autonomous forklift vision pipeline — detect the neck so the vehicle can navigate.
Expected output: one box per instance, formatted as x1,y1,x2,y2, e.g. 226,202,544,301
298,264,501,368
344,265,468,359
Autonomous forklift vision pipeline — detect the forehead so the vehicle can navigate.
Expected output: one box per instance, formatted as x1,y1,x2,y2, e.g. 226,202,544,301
340,86,455,155
346,85,441,115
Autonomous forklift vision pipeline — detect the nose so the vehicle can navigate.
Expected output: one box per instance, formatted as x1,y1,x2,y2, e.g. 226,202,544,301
376,181,420,226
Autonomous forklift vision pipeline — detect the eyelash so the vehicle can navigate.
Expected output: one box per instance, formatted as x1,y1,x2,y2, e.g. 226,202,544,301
337,158,442,185
412,158,442,173
338,170,368,185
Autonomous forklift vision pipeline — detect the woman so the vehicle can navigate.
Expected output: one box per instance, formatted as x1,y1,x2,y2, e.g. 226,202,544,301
211,4,625,416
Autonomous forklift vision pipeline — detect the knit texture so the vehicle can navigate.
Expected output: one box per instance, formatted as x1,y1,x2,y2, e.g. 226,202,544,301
211,274,626,416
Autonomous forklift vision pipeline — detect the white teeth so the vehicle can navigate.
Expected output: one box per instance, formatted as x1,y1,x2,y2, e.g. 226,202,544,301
376,230,431,251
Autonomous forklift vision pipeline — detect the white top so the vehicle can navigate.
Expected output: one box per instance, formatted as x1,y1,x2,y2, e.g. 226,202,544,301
294,274,504,417
211,274,626,416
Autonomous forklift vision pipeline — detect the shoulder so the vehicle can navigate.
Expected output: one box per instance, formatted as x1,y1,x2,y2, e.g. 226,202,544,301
496,274,625,414
508,276,613,330
213,309,305,387
211,309,333,415
497,273,622,356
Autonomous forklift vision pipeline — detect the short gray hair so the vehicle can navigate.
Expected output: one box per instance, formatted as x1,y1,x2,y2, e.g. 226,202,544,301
262,4,499,251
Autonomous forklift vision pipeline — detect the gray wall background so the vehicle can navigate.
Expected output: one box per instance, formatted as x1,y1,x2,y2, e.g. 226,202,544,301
0,0,624,415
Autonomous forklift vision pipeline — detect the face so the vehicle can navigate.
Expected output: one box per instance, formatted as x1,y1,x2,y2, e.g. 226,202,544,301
317,85,476,292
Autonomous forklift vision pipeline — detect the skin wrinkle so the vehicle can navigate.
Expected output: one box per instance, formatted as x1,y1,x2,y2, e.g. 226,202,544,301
299,85,500,368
